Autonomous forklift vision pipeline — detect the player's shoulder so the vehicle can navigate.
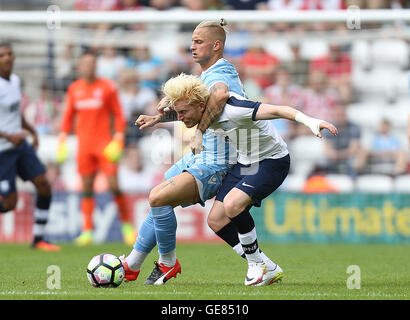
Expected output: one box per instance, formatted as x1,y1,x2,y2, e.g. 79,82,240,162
10,73,20,82
9,74,20,86
98,77,117,87
0,74,20,95
210,59,237,74
222,93,258,119
0,74,21,91
97,77,118,92
67,78,84,91
226,92,256,108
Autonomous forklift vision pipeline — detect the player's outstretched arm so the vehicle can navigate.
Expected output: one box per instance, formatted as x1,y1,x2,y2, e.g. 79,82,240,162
135,110,181,130
135,114,162,130
254,103,338,138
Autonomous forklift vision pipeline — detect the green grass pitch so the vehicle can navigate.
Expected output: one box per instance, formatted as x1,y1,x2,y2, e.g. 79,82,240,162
1,242,409,300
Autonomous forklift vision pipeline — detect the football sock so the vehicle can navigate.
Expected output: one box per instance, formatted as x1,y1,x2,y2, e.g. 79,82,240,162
133,209,157,254
216,221,241,247
230,208,263,263
81,195,95,231
126,249,148,271
238,227,263,263
216,222,246,259
229,206,254,234
32,195,51,243
113,193,130,223
151,205,177,256
159,250,177,267
216,220,274,264
233,243,246,259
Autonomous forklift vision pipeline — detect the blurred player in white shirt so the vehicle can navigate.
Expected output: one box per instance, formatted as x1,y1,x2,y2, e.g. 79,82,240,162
0,42,59,251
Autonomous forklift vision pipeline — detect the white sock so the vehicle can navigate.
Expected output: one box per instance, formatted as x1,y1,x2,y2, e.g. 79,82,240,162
126,249,147,271
238,228,263,263
33,208,48,238
234,242,276,268
159,250,176,267
233,243,244,257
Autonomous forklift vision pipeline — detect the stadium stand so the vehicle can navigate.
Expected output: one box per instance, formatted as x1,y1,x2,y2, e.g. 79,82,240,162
394,174,410,192
355,174,395,193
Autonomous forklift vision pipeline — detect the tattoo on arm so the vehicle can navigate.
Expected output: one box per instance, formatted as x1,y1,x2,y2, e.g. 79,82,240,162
159,179,176,190
159,110,178,122
197,83,228,133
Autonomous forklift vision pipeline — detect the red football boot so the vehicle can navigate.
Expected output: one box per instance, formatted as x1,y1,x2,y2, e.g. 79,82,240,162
31,240,61,251
119,255,140,281
144,259,181,285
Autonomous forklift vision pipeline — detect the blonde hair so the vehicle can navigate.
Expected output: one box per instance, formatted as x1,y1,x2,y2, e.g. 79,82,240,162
195,18,229,45
163,73,209,107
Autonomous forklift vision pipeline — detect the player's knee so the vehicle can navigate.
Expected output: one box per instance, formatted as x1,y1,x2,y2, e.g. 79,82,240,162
148,188,166,207
1,194,18,212
223,197,242,218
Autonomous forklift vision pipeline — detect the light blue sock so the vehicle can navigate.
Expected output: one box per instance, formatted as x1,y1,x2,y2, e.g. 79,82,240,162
133,209,157,254
151,205,177,255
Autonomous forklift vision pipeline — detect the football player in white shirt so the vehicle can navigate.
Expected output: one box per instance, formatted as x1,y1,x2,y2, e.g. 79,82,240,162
149,73,338,286
0,42,59,251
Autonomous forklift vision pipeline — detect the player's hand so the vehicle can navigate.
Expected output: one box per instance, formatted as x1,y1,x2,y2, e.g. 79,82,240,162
103,138,124,163
318,121,338,138
135,114,161,130
190,129,204,155
157,96,170,115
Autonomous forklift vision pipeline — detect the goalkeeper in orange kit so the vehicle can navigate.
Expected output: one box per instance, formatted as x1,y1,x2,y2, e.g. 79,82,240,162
58,50,135,246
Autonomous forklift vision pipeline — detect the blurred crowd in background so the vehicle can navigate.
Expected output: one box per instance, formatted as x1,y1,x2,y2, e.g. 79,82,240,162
2,0,409,194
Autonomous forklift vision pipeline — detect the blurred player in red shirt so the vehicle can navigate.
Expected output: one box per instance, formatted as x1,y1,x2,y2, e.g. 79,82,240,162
58,50,135,245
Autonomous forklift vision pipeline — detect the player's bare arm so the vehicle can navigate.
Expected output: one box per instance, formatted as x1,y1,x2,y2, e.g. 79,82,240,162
255,103,338,138
21,114,39,149
191,82,229,154
135,114,161,130
0,130,29,146
135,110,179,130
197,82,229,133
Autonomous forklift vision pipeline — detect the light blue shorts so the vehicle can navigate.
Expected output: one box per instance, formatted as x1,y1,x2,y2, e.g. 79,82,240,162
164,152,230,207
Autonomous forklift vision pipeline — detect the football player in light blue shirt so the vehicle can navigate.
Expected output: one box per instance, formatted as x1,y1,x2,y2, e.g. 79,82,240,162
120,20,277,285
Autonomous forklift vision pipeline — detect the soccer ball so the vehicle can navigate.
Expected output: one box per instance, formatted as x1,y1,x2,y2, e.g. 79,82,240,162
87,253,125,287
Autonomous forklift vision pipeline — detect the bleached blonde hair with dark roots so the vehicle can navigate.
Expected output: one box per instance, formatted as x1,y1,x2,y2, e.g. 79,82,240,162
163,73,209,107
